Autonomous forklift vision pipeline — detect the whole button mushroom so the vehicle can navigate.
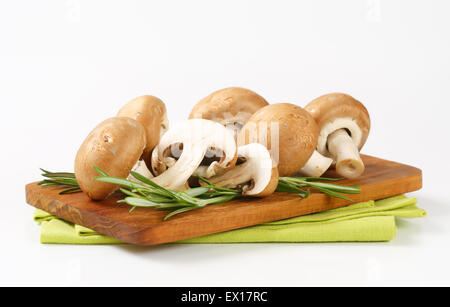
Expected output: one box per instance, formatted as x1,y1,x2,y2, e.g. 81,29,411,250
305,93,370,179
238,103,321,177
74,117,146,200
189,87,269,138
117,95,168,168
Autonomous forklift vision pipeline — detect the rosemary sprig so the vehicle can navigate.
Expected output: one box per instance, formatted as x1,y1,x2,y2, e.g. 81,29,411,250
94,170,240,220
38,168,361,219
38,169,81,194
277,177,361,202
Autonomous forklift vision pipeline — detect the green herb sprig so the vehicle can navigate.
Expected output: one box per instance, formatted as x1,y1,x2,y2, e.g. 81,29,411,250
277,177,361,202
93,168,240,220
38,168,361,220
38,169,81,194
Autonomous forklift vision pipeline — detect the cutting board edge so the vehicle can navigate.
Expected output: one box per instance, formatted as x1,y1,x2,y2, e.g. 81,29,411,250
26,183,140,241
25,155,423,246
25,170,422,246
114,171,424,245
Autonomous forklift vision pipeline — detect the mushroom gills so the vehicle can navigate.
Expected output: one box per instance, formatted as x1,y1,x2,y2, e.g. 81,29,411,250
327,129,365,179
205,143,278,197
150,119,237,190
304,93,370,180
152,144,208,190
317,117,363,156
157,143,227,178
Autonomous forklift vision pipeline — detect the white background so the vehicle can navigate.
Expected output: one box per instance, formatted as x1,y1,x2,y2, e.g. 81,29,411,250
1,0,449,286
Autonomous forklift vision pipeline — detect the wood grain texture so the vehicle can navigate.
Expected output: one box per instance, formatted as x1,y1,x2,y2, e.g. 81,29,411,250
25,155,422,245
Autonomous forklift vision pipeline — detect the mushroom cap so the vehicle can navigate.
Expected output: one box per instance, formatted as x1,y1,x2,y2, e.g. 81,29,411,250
117,95,168,164
238,103,319,177
188,87,269,127
74,117,146,200
305,93,370,155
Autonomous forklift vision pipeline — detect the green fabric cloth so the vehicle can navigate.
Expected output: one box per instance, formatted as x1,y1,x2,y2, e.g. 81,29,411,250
34,195,426,244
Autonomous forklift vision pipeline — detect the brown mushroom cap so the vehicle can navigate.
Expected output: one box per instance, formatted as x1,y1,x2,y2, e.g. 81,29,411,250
238,103,319,177
305,93,370,155
188,87,269,127
74,117,146,200
117,95,168,165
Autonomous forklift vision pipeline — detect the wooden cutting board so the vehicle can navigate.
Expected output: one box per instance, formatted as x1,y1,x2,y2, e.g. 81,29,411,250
25,155,422,245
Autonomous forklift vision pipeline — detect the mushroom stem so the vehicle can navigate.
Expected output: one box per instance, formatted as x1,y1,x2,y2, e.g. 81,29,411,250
298,150,333,177
327,129,365,179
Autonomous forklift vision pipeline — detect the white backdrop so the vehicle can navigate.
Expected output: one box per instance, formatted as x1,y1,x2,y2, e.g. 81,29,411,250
1,0,449,286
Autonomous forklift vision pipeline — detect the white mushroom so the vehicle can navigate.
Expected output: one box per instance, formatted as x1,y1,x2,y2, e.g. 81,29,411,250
151,119,237,190
204,143,279,197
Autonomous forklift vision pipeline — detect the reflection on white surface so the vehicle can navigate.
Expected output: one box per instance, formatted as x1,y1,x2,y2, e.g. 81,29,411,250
66,258,81,283
66,0,81,23
366,257,382,282
366,0,382,23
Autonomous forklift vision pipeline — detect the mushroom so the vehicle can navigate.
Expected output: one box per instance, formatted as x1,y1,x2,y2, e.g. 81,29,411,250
204,143,279,197
305,93,370,179
238,103,324,177
74,117,146,200
129,159,154,182
298,150,334,177
117,95,168,168
150,119,237,190
188,87,269,138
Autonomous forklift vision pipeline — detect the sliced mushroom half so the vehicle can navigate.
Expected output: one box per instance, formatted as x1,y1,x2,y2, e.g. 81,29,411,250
151,119,237,190
204,143,279,197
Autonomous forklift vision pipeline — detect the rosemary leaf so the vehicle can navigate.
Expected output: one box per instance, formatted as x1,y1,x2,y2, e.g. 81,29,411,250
39,167,362,221
163,207,198,221
314,186,354,202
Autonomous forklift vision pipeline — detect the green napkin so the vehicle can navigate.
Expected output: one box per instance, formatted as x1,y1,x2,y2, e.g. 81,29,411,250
34,195,426,244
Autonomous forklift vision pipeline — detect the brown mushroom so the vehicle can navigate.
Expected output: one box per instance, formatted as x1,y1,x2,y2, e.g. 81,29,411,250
305,93,370,179
117,95,168,168
237,103,320,177
74,117,146,200
189,87,269,137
